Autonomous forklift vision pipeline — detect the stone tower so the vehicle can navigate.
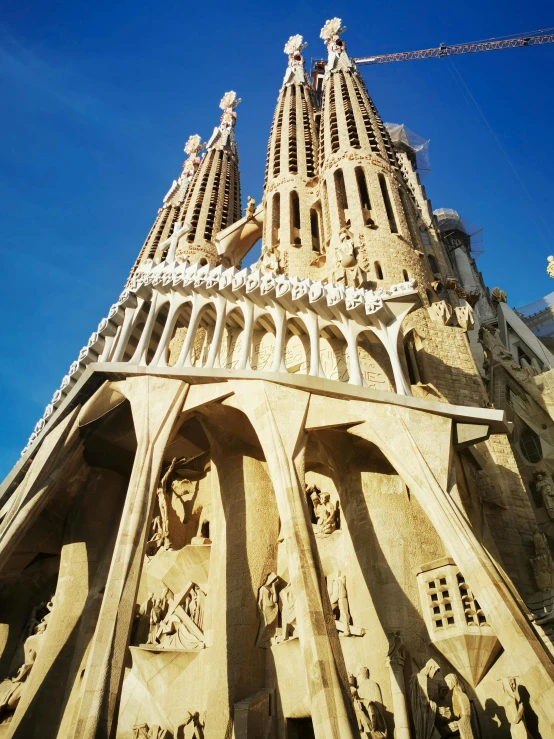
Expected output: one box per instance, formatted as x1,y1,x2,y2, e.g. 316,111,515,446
1,18,554,739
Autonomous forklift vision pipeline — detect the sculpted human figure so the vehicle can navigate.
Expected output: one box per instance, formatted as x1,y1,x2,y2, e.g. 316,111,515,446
409,659,441,739
534,471,554,520
335,227,364,288
148,588,169,645
444,674,474,739
244,196,256,219
157,459,178,550
502,677,533,739
0,648,36,719
349,673,387,738
254,244,281,275
308,485,338,536
329,571,351,636
256,573,280,647
278,582,296,642
134,592,154,644
356,664,383,705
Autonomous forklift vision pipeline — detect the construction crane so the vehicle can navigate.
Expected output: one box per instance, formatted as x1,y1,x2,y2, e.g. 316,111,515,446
312,27,554,70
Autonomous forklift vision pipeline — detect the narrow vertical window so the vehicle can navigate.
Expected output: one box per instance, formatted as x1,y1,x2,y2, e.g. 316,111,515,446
403,270,409,281
334,169,348,228
378,173,398,233
310,208,320,252
272,192,280,246
375,261,384,280
428,254,439,274
355,166,371,218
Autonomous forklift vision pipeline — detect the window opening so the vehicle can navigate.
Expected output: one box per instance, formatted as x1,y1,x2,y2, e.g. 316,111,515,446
378,173,398,233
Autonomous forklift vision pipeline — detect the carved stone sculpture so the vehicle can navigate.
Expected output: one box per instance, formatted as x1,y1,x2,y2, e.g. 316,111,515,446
429,300,453,325
277,582,296,642
534,471,554,521
244,196,256,220
547,256,554,279
151,583,205,650
334,227,364,288
349,673,387,738
327,572,364,637
0,648,36,720
147,588,169,644
502,677,534,739
308,485,339,537
530,530,554,591
444,674,474,739
256,573,280,647
409,659,441,739
134,592,154,645
254,244,281,275
156,459,178,551
132,724,171,739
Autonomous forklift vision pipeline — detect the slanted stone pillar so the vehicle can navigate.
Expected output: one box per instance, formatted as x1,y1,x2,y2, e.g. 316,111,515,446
385,633,411,739
68,376,188,739
228,380,356,739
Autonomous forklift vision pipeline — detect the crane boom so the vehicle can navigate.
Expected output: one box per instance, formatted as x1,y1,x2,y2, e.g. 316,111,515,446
355,31,554,66
311,29,554,70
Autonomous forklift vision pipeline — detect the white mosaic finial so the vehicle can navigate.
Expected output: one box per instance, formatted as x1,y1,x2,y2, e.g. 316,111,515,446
320,17,346,43
284,34,307,56
184,134,203,156
547,255,554,279
219,91,241,111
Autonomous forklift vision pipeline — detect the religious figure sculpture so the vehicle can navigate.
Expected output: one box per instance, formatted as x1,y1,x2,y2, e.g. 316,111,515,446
277,581,296,642
254,244,281,275
308,485,339,536
334,227,364,288
444,674,474,739
244,196,256,220
502,677,534,739
349,671,387,738
147,588,169,645
327,571,364,637
409,659,442,739
530,530,554,591
533,471,554,520
256,572,280,647
0,648,36,720
134,592,154,645
145,584,205,651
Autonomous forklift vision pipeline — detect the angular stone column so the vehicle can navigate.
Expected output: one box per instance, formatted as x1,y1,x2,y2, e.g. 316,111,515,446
68,376,188,739
228,380,356,739
385,634,411,739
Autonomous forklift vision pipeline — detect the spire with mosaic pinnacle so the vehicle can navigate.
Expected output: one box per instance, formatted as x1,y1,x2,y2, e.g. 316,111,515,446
127,134,204,282
317,18,437,296
262,35,322,279
176,91,242,266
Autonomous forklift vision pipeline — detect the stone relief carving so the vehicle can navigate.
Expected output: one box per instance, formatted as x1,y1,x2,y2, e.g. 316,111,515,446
0,648,36,721
256,572,280,647
277,581,297,643
530,530,554,591
334,227,365,288
533,471,554,521
307,484,339,537
502,677,534,739
138,584,205,651
429,300,453,326
253,244,282,275
409,659,452,739
328,572,365,637
454,305,475,332
349,668,388,738
444,674,474,739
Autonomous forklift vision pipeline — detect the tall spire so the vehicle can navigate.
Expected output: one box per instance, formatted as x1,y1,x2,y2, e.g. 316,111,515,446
126,133,204,282
176,92,242,265
261,35,321,279
316,18,437,295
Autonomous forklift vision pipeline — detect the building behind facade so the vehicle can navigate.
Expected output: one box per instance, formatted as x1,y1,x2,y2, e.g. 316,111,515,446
0,18,553,739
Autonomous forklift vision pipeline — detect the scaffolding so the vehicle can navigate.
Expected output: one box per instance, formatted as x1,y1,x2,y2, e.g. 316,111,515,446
385,123,431,177
434,208,484,259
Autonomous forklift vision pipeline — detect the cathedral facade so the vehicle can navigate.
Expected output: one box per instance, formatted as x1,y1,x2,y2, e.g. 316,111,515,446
0,18,553,739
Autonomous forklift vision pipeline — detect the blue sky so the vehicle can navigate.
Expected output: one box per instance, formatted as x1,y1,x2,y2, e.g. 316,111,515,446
0,0,553,477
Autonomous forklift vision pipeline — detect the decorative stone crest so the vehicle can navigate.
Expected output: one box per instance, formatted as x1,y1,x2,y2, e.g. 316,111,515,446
283,34,309,86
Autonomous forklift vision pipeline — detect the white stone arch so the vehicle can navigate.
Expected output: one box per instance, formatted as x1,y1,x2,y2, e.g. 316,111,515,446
145,300,171,365
162,299,194,367
250,312,277,372
121,300,152,363
188,302,218,368
219,305,246,370
356,329,395,391
284,316,311,375
319,323,350,382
